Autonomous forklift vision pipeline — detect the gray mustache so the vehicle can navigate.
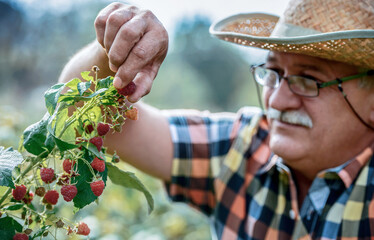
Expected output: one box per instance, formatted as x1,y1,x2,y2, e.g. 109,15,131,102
267,108,313,128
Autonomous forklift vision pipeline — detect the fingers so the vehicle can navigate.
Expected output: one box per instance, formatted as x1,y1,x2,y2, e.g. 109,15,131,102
107,16,148,72
95,2,125,48
103,9,135,55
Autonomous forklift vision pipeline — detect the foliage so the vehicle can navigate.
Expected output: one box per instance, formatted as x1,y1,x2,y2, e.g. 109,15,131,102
0,70,151,239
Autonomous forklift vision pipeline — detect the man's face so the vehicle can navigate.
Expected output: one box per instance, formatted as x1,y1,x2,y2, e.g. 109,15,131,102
263,51,374,178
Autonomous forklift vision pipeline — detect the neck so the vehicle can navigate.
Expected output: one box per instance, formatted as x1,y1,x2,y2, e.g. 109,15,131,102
290,168,314,207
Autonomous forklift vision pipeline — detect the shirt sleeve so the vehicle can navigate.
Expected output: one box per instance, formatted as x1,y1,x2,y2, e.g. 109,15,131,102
162,107,262,216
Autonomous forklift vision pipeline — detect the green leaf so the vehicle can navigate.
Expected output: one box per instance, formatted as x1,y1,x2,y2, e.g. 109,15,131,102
78,81,92,95
46,106,77,152
97,76,114,90
106,162,154,213
0,216,23,239
44,83,65,115
2,203,24,211
81,71,93,82
72,153,108,209
22,112,53,157
0,147,23,188
64,78,81,95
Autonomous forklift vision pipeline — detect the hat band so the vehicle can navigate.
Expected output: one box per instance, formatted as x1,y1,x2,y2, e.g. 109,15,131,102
271,19,321,38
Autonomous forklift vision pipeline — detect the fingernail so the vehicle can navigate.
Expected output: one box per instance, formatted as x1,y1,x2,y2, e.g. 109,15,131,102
109,63,118,72
113,77,124,89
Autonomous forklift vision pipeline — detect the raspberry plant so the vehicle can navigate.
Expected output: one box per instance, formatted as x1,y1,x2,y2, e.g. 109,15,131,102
0,69,153,239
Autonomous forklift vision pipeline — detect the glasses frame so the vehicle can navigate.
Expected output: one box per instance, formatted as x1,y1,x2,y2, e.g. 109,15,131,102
250,65,372,98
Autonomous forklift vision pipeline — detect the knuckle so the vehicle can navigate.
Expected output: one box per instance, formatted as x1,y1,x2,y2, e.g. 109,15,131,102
109,2,124,9
94,15,106,29
140,9,155,19
121,27,140,40
107,11,123,26
132,46,147,60
108,51,123,65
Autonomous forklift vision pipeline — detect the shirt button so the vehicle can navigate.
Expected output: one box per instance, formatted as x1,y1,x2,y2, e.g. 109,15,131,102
289,209,295,219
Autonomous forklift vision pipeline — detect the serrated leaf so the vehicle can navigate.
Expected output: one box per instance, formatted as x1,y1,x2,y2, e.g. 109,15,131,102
64,78,81,95
97,76,114,90
0,147,23,188
44,83,65,115
81,71,93,81
106,162,154,213
22,112,53,157
0,216,23,239
72,153,108,209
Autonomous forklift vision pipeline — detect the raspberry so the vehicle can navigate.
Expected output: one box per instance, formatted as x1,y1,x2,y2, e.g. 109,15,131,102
13,233,28,240
60,185,77,202
84,122,94,134
35,187,45,197
22,192,34,205
62,159,75,174
91,157,105,172
77,222,90,236
118,81,136,96
125,107,138,120
44,190,59,205
12,185,27,201
89,137,103,151
97,122,110,136
40,168,55,183
90,180,105,197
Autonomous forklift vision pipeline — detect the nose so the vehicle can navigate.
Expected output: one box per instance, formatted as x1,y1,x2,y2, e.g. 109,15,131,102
267,78,303,111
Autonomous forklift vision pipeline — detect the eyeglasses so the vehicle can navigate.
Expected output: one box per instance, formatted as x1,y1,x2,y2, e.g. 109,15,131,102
250,65,373,97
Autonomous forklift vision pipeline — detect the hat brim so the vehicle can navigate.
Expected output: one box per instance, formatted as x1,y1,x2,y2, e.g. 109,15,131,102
210,13,374,69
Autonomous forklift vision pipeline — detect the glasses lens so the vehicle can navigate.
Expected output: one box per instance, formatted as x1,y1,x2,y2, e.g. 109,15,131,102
253,67,278,87
288,76,318,97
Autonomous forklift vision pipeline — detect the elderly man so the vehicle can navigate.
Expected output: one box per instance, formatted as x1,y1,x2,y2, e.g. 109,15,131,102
58,0,374,239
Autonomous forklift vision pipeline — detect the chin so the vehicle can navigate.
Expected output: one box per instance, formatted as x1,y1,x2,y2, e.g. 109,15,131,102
269,133,307,163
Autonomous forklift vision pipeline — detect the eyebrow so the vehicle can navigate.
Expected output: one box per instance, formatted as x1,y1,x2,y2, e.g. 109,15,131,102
265,56,328,74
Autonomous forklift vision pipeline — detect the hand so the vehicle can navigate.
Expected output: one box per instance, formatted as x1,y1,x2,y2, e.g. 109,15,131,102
95,2,169,102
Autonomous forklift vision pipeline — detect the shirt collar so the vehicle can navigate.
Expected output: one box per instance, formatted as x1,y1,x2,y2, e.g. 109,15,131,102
257,142,374,188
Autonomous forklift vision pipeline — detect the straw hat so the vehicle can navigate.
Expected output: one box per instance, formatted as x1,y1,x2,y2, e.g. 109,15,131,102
210,0,374,69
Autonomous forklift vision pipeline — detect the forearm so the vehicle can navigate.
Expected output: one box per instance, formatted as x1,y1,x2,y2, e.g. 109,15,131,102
58,41,114,83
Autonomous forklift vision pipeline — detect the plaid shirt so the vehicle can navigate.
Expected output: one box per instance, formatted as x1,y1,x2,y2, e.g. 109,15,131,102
164,107,374,240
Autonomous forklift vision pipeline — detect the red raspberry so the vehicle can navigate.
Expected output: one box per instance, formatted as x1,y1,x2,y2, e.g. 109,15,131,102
44,190,59,205
84,122,94,134
40,168,55,183
90,180,105,197
91,157,105,172
77,222,90,236
12,185,27,201
117,81,136,96
125,107,138,121
13,233,29,240
35,187,45,197
89,137,103,151
97,122,110,136
62,159,75,174
60,185,78,202
22,192,34,205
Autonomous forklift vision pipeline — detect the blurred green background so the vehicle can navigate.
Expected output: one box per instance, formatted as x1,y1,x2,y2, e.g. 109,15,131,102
0,0,269,239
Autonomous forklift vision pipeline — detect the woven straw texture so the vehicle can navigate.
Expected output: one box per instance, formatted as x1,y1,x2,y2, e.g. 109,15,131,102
213,0,374,69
